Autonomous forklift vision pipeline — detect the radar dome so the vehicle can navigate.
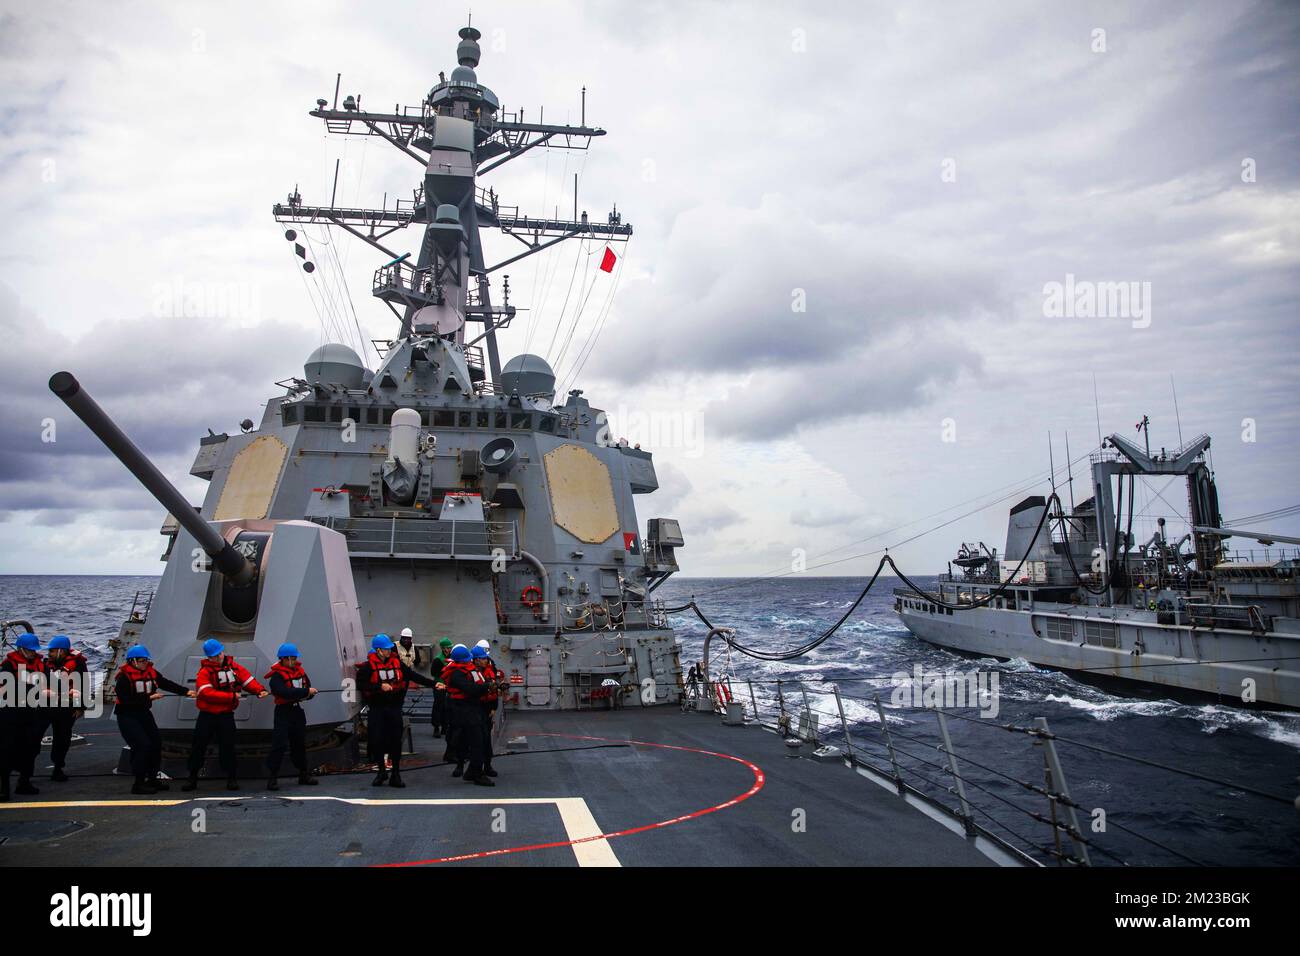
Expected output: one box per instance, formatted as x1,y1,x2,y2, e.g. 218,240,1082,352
500,354,556,398
304,343,367,389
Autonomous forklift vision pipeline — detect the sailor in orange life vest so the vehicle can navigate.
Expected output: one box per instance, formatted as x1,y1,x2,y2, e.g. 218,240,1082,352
43,635,88,782
264,643,319,791
113,645,194,795
356,633,437,788
472,641,508,779
1,632,51,800
182,637,269,792
438,643,493,785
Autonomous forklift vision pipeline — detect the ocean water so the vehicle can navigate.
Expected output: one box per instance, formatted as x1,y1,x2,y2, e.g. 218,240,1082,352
3,573,1297,866
655,575,1300,868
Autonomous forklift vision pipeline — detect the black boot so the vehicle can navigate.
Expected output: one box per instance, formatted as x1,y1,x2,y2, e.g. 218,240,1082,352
483,765,498,778
452,762,464,778
266,776,279,791
469,774,494,787
131,779,153,795
298,773,319,786
14,777,38,796
181,776,199,792
371,770,389,787
388,770,405,788
148,777,170,792
51,767,69,783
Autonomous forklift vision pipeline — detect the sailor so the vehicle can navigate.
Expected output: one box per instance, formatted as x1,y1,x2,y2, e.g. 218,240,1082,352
356,633,436,788
0,633,48,799
182,638,269,792
439,643,491,785
396,627,417,670
44,635,87,783
264,643,319,791
431,637,453,740
472,641,506,779
113,645,194,794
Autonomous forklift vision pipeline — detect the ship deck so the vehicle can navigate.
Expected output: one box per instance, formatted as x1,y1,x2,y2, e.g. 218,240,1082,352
1,706,996,867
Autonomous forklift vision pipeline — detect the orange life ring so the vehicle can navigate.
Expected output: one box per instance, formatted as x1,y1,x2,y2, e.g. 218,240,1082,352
520,585,543,609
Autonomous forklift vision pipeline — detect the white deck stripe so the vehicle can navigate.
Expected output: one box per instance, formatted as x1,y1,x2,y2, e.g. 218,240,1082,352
554,797,621,867
1,794,621,867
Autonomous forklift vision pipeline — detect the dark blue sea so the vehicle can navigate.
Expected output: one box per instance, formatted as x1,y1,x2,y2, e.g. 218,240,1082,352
3,573,1297,867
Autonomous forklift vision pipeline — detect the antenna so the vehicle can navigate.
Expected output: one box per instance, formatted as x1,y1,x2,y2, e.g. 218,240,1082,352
1170,374,1184,447
1092,373,1103,448
1064,430,1076,511
1048,431,1057,496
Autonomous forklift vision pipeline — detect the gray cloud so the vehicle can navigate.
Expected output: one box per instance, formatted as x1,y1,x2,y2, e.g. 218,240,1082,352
0,280,315,523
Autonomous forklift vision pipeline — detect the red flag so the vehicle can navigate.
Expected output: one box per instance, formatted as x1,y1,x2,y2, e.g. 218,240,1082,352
599,246,617,273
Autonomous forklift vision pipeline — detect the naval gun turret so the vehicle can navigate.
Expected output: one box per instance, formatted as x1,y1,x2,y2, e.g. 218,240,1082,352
49,372,367,766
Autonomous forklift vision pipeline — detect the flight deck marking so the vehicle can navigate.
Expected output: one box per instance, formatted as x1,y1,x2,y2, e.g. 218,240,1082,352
376,732,766,867
0,734,765,868
0,794,620,867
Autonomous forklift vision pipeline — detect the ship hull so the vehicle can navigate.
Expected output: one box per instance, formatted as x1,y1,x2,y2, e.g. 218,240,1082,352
896,601,1300,709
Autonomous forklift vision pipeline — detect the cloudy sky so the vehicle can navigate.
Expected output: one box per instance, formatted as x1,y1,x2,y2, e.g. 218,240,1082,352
2,0,1297,577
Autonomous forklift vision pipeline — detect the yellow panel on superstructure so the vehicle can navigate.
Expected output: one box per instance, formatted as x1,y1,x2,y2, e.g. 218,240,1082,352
544,443,619,544
213,435,288,520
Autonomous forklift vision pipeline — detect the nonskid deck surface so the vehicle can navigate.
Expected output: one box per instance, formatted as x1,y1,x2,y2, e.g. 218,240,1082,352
1,707,991,867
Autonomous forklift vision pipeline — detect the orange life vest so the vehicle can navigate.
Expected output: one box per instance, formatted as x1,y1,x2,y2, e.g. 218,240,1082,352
266,661,310,706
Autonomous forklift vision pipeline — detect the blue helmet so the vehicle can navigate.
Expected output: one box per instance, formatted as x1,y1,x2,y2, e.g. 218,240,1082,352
48,635,72,650
371,634,394,651
125,645,151,660
276,643,300,659
202,638,224,657
470,645,488,659
16,633,40,651
450,643,471,662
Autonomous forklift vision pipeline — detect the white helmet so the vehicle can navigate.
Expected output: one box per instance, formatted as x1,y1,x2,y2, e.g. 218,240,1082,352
475,639,490,650
400,627,414,638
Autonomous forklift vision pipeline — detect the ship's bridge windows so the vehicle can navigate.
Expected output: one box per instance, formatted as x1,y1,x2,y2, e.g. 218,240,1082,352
510,413,531,430
366,407,382,426
434,410,455,428
539,414,556,434
382,407,396,425
476,411,491,428
282,404,299,425
457,411,473,428
494,411,509,429
304,404,326,423
329,405,344,424
346,406,362,424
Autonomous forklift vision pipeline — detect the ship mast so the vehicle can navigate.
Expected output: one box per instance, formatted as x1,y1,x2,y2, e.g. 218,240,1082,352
272,23,632,384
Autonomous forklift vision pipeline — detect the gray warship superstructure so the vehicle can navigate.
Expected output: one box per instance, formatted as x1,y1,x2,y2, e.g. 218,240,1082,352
49,23,686,758
897,428,1300,708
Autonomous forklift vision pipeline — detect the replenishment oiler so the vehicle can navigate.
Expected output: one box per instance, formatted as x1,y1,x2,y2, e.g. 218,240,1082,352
896,425,1300,709
1,21,1294,873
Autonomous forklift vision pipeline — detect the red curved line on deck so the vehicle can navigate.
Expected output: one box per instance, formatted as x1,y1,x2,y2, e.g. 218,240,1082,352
373,732,766,867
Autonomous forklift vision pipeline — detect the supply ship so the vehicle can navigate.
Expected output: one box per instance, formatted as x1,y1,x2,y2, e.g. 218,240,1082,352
896,427,1300,709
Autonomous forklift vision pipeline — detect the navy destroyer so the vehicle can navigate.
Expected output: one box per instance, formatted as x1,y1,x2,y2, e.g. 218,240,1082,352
896,426,1300,709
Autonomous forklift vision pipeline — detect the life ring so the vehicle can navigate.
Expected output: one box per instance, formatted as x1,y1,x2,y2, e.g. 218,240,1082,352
520,585,543,609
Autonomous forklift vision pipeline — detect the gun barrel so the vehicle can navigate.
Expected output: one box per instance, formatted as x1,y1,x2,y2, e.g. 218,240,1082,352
48,371,254,585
